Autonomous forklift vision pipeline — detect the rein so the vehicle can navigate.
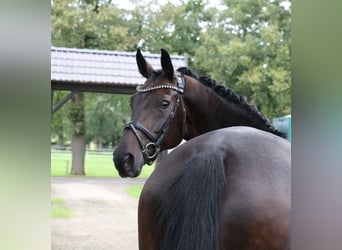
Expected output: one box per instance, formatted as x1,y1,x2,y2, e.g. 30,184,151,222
125,73,186,165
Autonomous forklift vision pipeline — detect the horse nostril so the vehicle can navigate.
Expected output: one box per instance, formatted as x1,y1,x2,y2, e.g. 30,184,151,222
114,151,132,176
123,153,133,165
121,153,135,175
123,153,130,162
114,149,142,177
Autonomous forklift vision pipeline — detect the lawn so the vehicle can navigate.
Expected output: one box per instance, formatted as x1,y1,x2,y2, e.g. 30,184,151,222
51,198,73,218
125,184,144,199
51,150,154,179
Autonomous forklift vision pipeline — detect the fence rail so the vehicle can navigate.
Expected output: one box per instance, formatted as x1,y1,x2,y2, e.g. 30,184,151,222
51,146,114,153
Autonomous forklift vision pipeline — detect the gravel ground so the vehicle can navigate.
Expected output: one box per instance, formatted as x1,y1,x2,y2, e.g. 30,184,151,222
51,177,146,250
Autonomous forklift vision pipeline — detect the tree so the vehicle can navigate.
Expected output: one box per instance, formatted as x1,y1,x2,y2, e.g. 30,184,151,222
194,0,291,118
68,92,86,174
52,0,129,174
126,0,215,65
51,0,131,49
85,93,131,149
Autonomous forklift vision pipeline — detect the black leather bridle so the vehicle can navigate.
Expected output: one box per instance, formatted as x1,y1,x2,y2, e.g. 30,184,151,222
125,73,186,165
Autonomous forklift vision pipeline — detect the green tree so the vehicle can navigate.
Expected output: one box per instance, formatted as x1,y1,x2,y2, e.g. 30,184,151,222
85,93,130,149
51,0,131,174
125,0,215,62
52,0,132,50
194,0,291,117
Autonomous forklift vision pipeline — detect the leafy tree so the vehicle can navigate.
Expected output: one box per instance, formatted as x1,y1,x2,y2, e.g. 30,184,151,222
194,0,291,117
85,93,131,149
51,0,131,174
125,0,215,63
52,0,132,50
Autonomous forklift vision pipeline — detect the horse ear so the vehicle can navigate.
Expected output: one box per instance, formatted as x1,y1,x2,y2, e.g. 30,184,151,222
136,49,153,78
161,48,174,79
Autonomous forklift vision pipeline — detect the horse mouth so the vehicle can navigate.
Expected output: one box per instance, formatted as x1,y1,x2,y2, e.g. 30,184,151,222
120,166,140,178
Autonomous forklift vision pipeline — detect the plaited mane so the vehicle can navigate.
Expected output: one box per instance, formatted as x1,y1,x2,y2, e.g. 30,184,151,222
177,67,286,138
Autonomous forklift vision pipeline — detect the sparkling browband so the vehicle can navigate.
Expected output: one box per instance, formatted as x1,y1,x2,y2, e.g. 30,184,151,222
136,73,185,94
136,84,182,93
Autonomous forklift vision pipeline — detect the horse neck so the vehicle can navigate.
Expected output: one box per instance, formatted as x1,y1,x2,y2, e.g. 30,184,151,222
182,78,274,140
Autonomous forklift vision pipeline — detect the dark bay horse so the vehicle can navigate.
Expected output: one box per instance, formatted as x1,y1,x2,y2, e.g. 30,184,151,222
114,48,286,177
113,49,290,249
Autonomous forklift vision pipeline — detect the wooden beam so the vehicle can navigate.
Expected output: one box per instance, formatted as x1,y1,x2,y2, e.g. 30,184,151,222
51,90,79,114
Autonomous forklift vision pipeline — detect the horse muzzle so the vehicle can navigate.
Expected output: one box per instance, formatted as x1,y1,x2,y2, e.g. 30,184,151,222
113,149,143,178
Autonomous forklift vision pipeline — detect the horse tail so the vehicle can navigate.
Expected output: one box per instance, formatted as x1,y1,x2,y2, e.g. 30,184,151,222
157,152,225,250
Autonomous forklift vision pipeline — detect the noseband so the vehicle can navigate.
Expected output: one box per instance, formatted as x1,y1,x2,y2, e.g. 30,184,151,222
125,73,186,165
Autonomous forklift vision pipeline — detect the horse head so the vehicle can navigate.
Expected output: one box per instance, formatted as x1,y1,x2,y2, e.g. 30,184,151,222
113,49,186,177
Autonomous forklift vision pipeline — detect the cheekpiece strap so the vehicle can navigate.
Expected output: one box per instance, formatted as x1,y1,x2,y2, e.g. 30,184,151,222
176,72,185,93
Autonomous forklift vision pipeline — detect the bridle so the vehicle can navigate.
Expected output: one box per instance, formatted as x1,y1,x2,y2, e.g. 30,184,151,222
125,73,186,165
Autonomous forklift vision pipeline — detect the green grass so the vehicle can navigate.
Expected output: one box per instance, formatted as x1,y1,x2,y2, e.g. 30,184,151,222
51,150,154,178
51,198,73,218
125,184,144,199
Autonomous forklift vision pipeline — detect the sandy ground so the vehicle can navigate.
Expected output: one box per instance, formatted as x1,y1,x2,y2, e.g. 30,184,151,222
51,177,146,250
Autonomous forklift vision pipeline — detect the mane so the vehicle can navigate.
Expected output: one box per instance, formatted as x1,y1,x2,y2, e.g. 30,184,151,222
156,152,225,250
177,67,287,138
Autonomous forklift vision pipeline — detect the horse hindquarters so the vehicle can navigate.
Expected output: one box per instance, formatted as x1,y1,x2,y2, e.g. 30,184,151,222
218,199,290,250
219,164,290,249
139,128,291,250
138,152,226,250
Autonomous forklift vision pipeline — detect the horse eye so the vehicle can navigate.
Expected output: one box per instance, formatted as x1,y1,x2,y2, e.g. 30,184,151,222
160,100,170,109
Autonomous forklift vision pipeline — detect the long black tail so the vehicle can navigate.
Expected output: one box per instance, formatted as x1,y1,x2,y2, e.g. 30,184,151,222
157,152,225,250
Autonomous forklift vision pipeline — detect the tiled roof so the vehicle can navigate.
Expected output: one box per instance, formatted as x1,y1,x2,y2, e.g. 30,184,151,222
51,47,188,85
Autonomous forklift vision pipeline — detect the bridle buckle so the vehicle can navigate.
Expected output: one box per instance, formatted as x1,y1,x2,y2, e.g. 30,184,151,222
142,142,160,165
